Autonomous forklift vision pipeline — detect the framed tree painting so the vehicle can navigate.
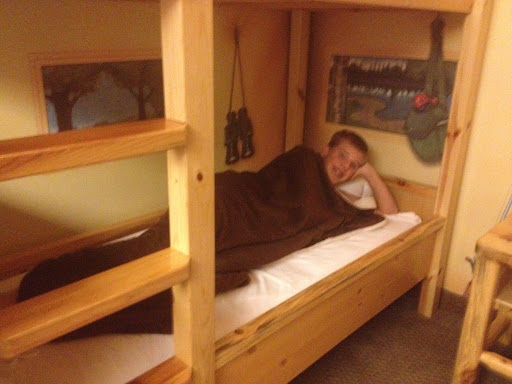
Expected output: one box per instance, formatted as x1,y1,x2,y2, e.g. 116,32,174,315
326,56,457,135
30,50,164,133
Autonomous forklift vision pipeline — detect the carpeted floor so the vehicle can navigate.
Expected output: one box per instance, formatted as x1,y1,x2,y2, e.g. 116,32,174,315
290,284,512,384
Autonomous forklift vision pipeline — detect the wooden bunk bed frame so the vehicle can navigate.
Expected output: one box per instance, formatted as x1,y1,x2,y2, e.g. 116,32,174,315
0,0,493,383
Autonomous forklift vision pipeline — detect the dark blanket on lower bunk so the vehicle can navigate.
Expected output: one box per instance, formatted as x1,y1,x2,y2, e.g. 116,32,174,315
214,146,383,271
17,146,383,339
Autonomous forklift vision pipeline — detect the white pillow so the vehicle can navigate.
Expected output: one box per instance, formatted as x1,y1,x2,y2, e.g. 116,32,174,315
336,177,377,210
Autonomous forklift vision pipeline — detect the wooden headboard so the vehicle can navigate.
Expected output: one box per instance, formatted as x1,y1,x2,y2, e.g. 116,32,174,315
385,177,436,221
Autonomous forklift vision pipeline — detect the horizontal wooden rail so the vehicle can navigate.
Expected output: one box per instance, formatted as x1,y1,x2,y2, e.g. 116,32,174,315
0,118,186,181
214,0,472,13
0,208,168,280
0,248,189,359
476,217,512,267
128,356,192,384
480,351,512,379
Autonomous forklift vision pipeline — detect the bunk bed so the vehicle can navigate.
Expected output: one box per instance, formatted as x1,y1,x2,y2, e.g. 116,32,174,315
0,0,493,383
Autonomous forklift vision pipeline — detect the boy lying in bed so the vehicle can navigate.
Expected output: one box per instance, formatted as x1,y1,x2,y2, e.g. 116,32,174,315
17,129,397,338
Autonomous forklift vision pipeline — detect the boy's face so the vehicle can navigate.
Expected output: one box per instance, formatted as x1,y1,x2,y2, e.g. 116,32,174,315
322,139,365,185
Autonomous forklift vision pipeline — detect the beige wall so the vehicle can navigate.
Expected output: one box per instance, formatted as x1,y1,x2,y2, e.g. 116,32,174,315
444,0,512,295
0,0,162,140
0,0,168,254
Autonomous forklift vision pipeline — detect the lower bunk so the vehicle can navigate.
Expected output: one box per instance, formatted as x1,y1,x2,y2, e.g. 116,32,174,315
0,178,443,384
216,213,442,384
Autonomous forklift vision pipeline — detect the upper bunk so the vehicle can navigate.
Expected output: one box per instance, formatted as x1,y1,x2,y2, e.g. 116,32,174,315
213,0,474,13
0,0,480,183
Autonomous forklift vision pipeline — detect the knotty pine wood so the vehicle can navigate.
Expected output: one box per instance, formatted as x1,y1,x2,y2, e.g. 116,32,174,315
160,1,216,383
418,0,494,318
285,10,310,151
214,0,473,14
128,356,192,384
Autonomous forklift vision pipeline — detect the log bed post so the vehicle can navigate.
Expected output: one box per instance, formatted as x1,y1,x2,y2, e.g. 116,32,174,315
419,0,494,317
160,0,216,382
285,9,311,151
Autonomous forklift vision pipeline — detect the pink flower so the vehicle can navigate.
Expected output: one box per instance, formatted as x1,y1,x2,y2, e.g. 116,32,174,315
413,92,439,111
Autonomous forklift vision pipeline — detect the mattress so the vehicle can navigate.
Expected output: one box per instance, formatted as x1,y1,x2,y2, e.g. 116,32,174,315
0,212,421,384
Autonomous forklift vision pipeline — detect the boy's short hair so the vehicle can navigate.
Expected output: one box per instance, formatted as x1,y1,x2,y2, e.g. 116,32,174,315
328,129,368,155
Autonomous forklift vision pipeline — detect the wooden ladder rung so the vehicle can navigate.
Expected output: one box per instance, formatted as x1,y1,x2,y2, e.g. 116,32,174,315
0,118,186,182
488,278,512,347
480,351,512,379
0,248,189,359
127,356,192,384
495,278,512,311
485,307,512,349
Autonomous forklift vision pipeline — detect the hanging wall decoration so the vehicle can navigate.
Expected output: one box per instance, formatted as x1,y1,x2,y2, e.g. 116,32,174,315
326,17,456,163
224,28,255,165
404,16,449,163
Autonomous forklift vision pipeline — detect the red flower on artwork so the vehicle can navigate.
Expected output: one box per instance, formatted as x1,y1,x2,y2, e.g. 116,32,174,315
413,92,439,111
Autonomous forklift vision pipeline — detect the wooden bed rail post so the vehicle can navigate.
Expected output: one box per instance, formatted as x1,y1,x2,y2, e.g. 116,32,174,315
419,0,494,317
160,0,216,383
285,9,311,151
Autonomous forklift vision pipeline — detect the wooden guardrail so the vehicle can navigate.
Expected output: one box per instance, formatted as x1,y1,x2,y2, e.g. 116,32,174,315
0,248,189,359
0,118,186,181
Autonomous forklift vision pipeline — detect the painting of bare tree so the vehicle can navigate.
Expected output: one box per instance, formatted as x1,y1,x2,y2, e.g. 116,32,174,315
42,59,164,133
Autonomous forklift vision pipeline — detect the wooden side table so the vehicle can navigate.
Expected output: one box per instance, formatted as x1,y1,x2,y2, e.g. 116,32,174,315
452,213,512,383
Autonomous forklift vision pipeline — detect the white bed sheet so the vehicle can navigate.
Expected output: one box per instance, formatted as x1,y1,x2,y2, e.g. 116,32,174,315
0,212,421,384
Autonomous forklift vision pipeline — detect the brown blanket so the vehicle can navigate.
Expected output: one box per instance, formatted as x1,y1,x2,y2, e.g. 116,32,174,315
214,146,383,272
18,146,383,338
